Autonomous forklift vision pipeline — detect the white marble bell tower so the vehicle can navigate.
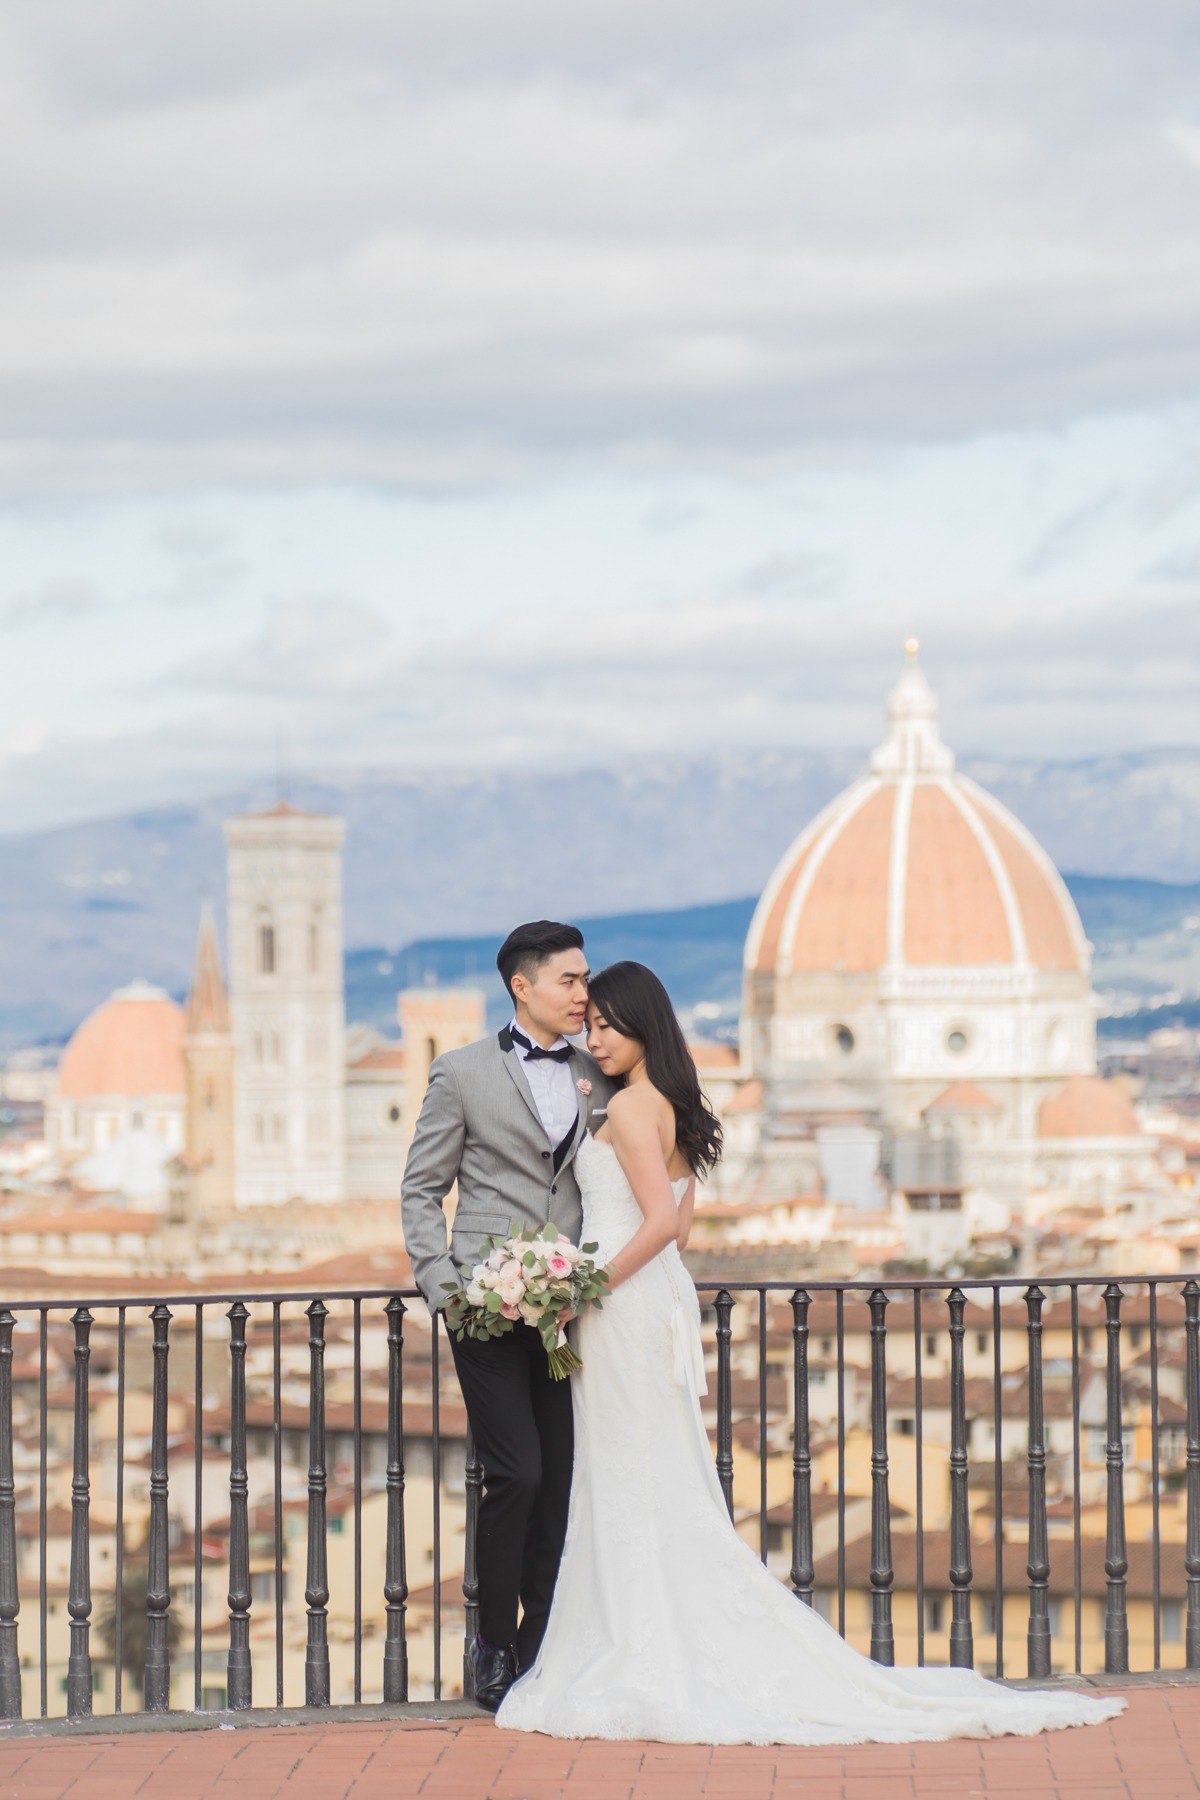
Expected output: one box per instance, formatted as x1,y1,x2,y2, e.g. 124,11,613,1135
224,803,346,1207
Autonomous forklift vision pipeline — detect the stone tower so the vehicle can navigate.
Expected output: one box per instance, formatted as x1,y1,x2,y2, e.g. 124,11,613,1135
183,901,236,1221
224,803,346,1207
398,986,488,1146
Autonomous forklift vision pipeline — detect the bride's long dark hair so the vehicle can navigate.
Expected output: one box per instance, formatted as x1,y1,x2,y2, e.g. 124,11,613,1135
587,961,723,1178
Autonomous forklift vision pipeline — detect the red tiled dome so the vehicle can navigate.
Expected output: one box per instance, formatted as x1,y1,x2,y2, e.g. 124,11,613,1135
1038,1075,1140,1139
746,648,1088,980
58,982,186,1100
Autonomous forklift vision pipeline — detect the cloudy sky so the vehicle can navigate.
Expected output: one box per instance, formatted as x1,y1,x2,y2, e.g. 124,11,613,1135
2,0,1200,834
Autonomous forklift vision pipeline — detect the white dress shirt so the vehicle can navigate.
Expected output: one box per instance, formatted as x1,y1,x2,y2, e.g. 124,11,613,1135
509,1019,579,1148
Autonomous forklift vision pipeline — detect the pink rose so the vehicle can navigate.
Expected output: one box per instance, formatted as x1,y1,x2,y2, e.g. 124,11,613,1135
500,1302,521,1321
576,1077,592,1095
499,1276,525,1306
546,1252,572,1279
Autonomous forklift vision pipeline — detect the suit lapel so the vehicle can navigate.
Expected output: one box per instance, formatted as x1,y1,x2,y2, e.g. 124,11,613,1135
558,1051,594,1168
497,1028,544,1132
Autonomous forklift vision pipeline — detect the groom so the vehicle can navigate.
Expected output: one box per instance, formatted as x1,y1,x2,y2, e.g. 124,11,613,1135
401,919,612,1711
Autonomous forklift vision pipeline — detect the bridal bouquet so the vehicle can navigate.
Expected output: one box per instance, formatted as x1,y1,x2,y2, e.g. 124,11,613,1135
440,1221,610,1378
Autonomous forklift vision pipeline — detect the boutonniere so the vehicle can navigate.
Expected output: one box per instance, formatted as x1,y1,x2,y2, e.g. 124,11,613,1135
576,1077,593,1095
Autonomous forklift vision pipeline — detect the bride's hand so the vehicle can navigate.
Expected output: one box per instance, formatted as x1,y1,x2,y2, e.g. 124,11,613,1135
556,1306,577,1328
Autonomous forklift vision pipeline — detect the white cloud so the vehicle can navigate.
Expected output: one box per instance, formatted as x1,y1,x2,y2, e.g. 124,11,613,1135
2,577,106,628
0,4,1198,491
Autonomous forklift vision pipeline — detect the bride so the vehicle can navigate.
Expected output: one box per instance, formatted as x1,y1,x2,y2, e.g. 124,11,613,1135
496,960,1124,1745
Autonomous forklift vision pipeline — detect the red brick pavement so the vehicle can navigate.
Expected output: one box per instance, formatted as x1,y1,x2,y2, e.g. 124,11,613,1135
0,1686,1194,1800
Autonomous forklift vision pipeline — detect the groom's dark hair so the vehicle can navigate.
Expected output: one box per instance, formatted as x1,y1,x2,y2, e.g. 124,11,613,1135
497,920,585,999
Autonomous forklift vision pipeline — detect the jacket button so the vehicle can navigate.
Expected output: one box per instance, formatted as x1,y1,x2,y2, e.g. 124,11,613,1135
541,1151,550,1160
551,1185,558,1195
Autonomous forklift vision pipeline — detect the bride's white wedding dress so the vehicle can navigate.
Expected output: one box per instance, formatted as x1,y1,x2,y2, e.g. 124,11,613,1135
496,1133,1124,1745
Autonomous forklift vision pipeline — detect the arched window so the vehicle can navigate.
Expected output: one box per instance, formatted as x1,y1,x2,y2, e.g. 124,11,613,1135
257,913,276,975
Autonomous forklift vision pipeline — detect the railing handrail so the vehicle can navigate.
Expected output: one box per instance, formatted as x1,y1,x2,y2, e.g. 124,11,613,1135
0,1270,1195,1311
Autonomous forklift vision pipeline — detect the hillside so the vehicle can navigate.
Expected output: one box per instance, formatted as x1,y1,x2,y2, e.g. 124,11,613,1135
2,748,1199,1047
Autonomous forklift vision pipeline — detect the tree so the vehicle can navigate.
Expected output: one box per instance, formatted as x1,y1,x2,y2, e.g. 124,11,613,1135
94,1557,184,1699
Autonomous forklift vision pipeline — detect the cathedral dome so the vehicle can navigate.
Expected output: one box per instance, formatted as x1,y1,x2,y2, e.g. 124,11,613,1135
58,982,186,1100
746,644,1088,982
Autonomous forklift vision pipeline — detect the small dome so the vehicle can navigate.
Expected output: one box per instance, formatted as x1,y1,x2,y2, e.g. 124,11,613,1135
746,646,1089,979
58,982,186,1100
1038,1076,1140,1139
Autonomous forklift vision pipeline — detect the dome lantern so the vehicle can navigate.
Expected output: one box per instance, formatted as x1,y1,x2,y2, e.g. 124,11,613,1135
870,639,955,778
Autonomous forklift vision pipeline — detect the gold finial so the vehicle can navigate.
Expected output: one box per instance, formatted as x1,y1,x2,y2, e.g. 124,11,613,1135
904,636,920,660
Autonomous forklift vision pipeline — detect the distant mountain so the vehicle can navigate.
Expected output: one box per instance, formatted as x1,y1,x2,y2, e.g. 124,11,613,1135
2,748,1200,1049
347,897,758,1041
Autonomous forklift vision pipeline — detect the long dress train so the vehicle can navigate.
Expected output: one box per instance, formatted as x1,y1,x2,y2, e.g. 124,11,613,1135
497,1133,1123,1745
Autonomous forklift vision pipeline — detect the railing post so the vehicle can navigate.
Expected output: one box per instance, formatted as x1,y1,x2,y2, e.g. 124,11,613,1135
0,1309,21,1719
462,1429,482,1698
868,1289,894,1664
1185,1280,1200,1668
383,1296,409,1704
1025,1284,1051,1678
1103,1282,1129,1673
715,1291,734,1519
144,1303,172,1712
790,1289,813,1606
226,1301,252,1711
946,1286,973,1668
67,1306,94,1719
305,1299,330,1707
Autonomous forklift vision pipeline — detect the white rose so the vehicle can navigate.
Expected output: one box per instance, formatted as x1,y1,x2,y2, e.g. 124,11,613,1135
465,1281,487,1307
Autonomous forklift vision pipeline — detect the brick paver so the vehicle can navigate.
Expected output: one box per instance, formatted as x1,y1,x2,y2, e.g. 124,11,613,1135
0,1685,1193,1798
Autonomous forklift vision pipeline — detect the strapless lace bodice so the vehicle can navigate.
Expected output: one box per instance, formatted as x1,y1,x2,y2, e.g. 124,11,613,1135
575,1130,689,1261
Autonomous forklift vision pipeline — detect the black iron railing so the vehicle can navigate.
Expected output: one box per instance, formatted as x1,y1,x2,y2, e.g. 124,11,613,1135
0,1273,1197,1723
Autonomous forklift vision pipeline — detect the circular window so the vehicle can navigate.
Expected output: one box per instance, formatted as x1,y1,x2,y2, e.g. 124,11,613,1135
946,1029,969,1055
832,1024,855,1055
388,1104,402,1124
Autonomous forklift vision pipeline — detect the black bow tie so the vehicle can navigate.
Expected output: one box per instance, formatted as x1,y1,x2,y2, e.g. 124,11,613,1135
510,1027,573,1064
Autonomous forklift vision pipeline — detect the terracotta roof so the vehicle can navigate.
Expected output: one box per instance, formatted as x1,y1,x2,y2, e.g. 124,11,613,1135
0,1207,160,1235
726,1078,765,1115
58,984,186,1100
690,1042,740,1071
1038,1076,1141,1140
245,800,313,818
923,1081,1002,1114
813,1529,1173,1601
348,1046,406,1071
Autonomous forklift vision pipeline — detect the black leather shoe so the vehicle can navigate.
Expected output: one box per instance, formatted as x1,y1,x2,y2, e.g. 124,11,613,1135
469,1638,518,1713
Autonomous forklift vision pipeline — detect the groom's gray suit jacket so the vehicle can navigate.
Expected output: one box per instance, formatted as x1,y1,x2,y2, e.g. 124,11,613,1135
401,1028,614,1310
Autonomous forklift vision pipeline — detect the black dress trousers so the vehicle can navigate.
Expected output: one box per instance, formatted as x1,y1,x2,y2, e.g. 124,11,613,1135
450,1319,574,1666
